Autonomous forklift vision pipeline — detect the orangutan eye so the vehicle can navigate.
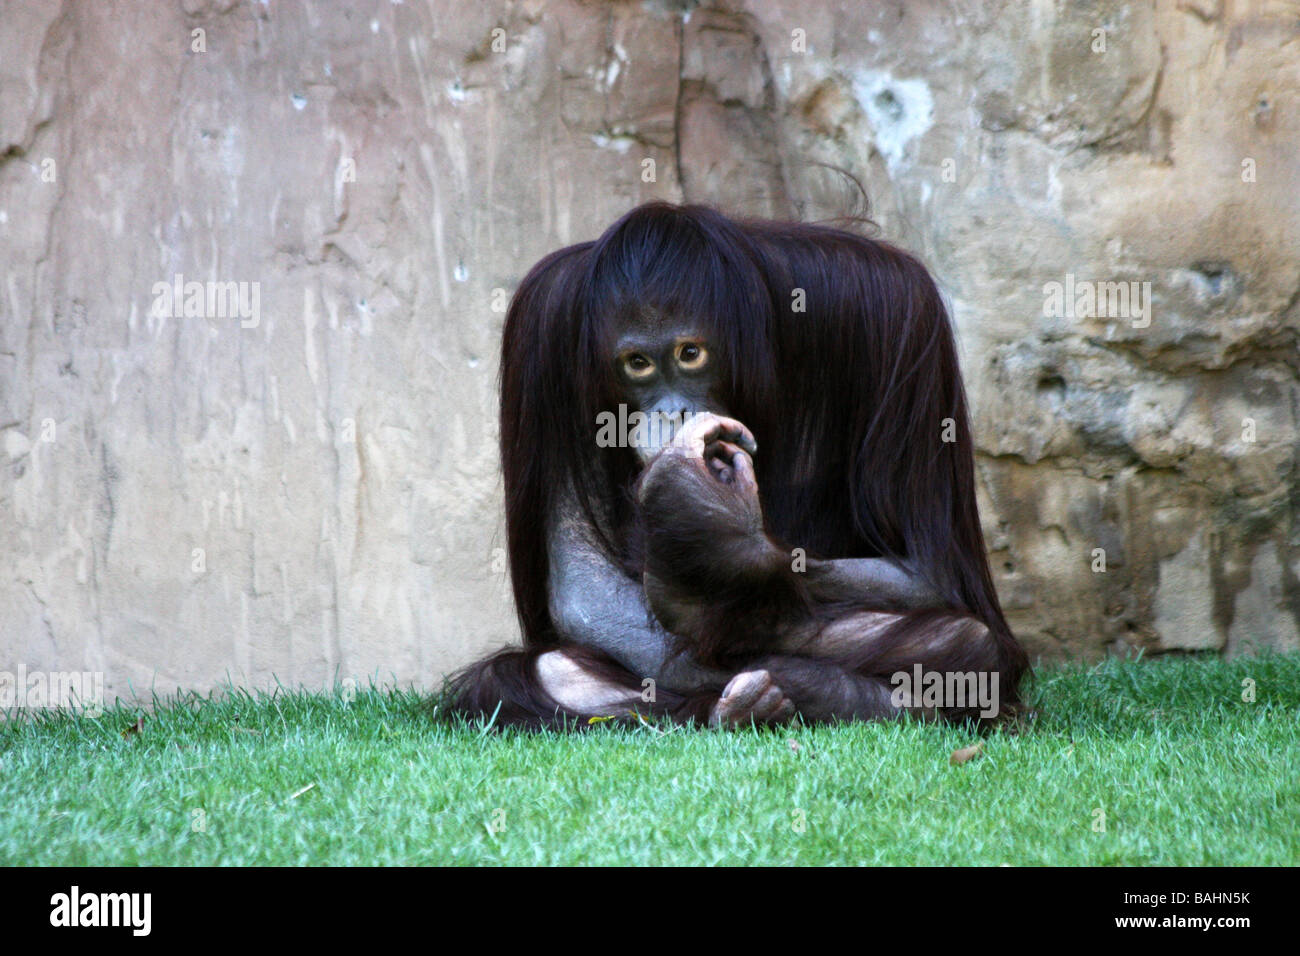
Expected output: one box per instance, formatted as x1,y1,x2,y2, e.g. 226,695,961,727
676,342,707,370
622,353,656,378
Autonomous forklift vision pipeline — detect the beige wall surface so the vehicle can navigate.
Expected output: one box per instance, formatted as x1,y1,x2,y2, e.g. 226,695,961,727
1,0,1297,705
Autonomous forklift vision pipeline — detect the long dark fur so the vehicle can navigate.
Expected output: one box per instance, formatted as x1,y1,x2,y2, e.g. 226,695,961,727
447,202,1029,726
444,643,717,730
633,445,814,668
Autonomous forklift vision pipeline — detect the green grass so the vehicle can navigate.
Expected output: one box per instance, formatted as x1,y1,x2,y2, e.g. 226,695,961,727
2,655,1297,865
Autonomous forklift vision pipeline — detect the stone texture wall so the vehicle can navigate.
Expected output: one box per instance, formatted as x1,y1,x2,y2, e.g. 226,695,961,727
1,0,1296,703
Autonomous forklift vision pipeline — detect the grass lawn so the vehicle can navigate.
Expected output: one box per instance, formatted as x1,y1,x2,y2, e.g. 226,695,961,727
2,654,1297,866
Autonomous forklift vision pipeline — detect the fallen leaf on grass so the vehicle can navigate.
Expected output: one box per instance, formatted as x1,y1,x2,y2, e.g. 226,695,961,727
121,716,145,739
629,711,666,734
949,741,984,766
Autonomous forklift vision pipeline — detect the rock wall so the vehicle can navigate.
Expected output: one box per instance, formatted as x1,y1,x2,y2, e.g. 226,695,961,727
1,0,1296,703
